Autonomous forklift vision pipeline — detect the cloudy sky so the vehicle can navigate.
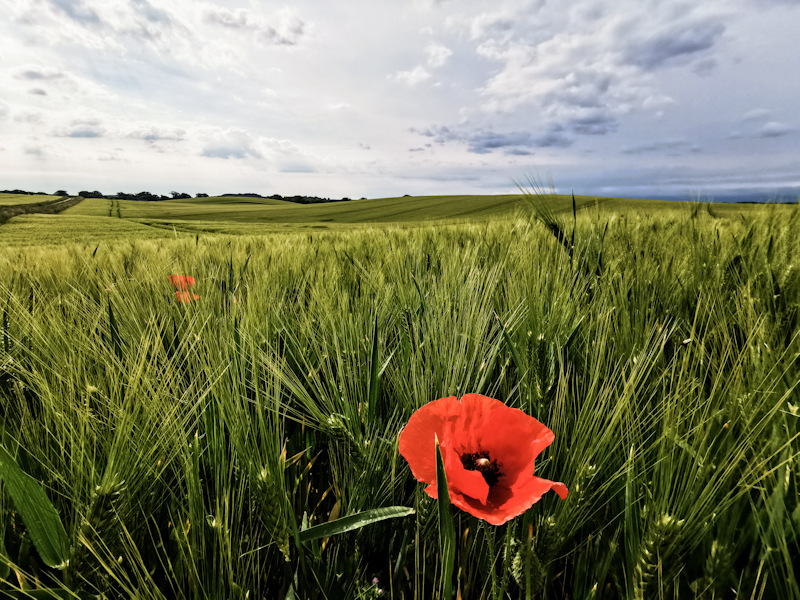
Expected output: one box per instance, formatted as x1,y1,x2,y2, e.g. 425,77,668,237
1,0,799,200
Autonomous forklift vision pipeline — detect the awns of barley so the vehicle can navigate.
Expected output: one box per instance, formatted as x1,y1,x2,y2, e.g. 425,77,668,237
633,513,685,600
67,474,126,591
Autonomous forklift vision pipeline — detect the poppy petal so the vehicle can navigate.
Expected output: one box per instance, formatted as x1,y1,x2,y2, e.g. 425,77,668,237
399,396,460,484
168,275,196,290
450,475,568,526
453,394,555,486
169,275,188,290
401,394,568,525
423,482,439,499
444,443,490,505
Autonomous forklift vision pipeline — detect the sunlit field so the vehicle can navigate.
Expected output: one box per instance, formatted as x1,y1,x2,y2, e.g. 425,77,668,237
0,194,798,599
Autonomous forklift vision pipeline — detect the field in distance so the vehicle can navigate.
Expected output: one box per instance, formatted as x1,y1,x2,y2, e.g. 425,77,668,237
0,191,795,246
64,193,790,224
0,193,60,205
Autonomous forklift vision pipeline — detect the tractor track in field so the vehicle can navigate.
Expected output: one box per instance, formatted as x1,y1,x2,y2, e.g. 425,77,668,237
0,196,85,225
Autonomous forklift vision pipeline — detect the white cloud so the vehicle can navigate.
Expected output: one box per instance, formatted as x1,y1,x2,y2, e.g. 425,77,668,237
393,41,451,86
259,137,302,156
97,150,124,161
9,64,118,101
127,124,187,142
13,110,43,124
742,108,772,121
202,128,262,159
757,121,794,137
393,65,432,86
13,65,66,81
51,117,106,138
202,6,307,46
425,43,452,67
24,145,47,158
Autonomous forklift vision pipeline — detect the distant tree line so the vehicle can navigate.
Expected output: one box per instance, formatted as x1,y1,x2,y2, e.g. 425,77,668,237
2,188,363,203
80,191,198,201
222,193,357,204
1,189,49,195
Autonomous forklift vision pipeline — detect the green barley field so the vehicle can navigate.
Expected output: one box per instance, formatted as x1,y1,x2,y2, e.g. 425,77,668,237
0,191,798,599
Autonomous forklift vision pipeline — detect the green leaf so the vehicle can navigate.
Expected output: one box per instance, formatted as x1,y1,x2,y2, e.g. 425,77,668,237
297,506,414,544
0,445,70,569
436,435,456,600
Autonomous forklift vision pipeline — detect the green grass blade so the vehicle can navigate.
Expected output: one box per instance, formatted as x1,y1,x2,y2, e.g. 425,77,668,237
108,299,122,362
498,314,525,384
0,445,70,569
368,311,380,423
297,506,415,543
476,342,500,397
436,435,456,600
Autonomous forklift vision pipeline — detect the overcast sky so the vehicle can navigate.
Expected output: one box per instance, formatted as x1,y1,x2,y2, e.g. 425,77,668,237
1,0,799,200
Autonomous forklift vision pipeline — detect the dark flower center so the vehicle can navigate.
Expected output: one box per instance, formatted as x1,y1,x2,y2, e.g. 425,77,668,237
461,451,502,487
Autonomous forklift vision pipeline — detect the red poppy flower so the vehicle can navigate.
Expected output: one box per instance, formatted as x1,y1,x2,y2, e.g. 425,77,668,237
175,291,201,303
399,394,568,525
168,275,196,291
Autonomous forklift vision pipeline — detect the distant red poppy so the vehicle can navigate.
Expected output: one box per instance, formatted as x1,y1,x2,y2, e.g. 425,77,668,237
175,291,201,303
168,275,196,291
399,393,568,525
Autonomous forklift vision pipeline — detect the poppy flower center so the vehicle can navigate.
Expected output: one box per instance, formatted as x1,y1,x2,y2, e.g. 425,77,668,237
460,451,502,487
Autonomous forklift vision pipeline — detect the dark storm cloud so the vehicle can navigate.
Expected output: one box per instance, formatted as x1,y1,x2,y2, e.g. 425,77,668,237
570,112,618,135
531,129,573,148
621,139,699,154
47,0,101,26
691,58,717,76
466,131,536,154
505,148,534,156
412,125,572,154
624,19,725,69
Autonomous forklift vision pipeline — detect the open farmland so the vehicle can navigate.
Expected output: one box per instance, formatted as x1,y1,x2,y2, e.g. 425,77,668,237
0,193,798,599
0,193,61,206
0,192,787,247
